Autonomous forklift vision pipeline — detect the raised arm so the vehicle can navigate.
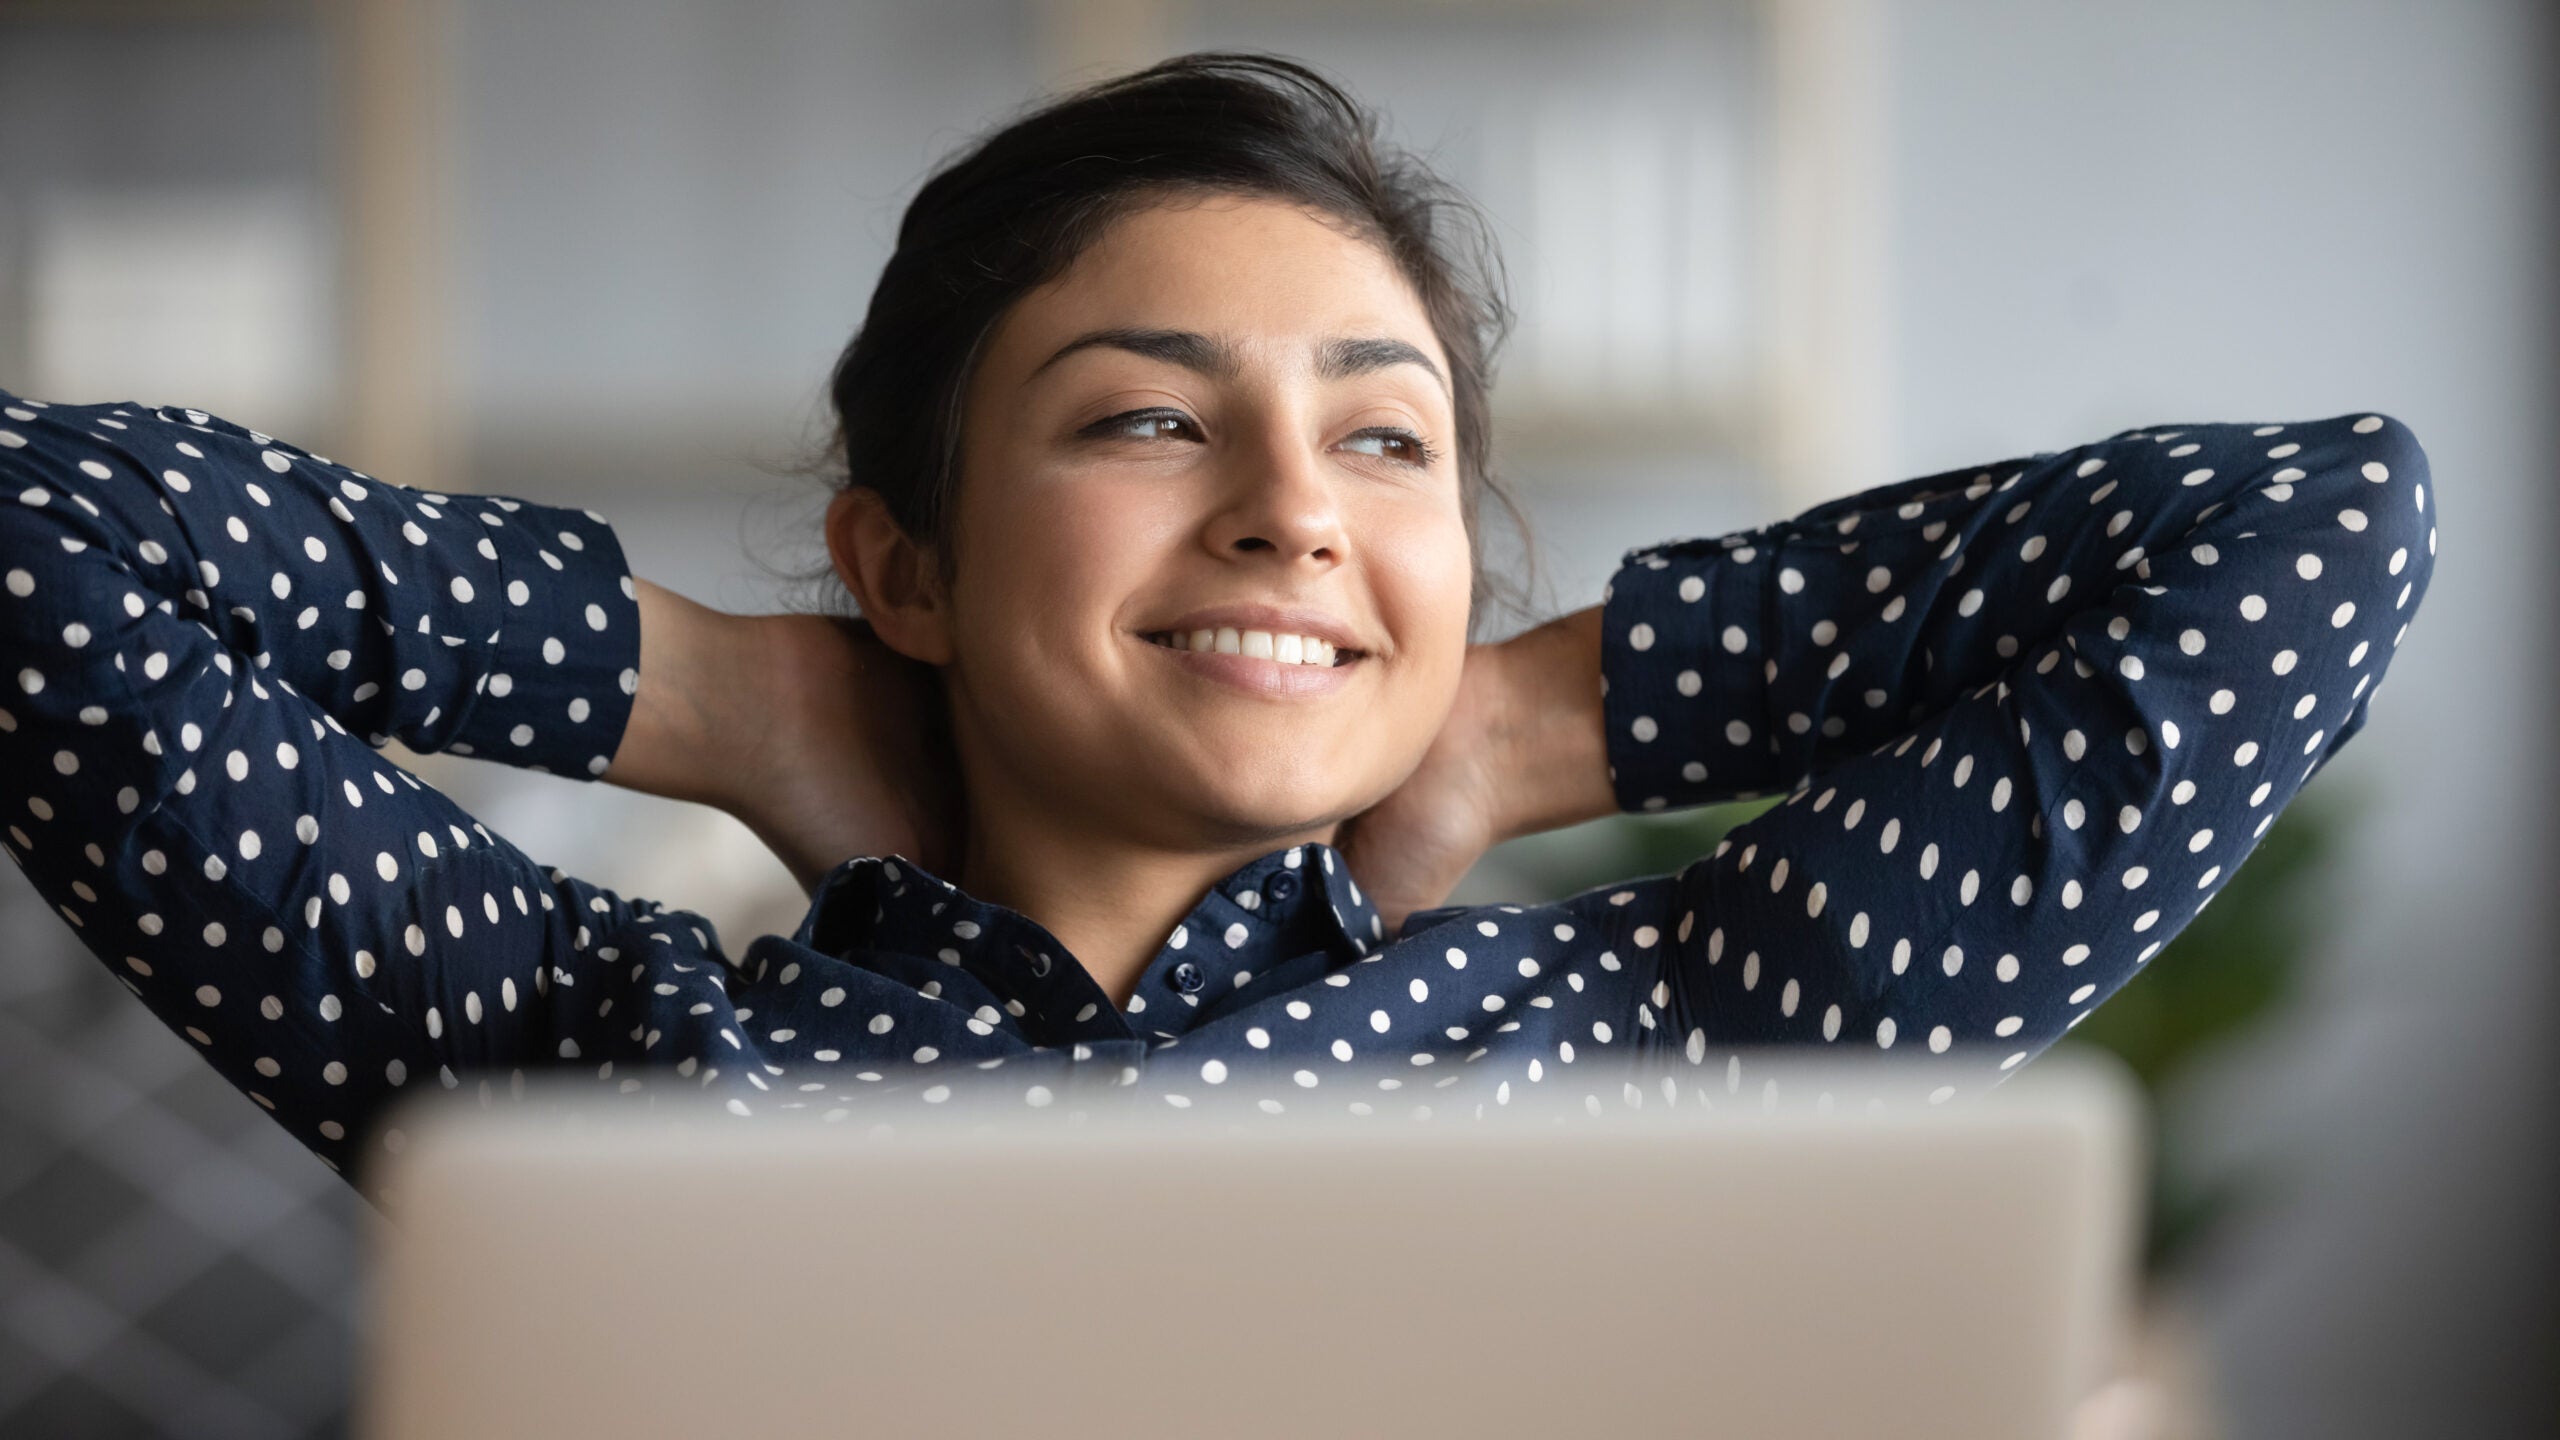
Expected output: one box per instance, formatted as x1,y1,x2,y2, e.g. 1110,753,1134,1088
1586,412,2434,1085
0,390,664,1174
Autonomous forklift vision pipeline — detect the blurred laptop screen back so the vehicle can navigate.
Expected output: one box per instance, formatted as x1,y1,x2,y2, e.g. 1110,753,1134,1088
359,1054,2140,1440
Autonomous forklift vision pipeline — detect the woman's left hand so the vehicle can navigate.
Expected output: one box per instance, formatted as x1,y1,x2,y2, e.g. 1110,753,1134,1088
1336,608,1614,938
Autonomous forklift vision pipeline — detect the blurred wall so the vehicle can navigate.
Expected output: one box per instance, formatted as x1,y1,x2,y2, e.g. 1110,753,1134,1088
452,0,1035,465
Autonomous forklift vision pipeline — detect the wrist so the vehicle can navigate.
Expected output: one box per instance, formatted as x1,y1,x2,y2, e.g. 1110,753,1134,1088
614,579,768,812
1482,606,1616,843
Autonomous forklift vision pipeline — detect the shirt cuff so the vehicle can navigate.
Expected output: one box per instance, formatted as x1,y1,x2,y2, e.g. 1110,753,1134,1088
441,498,642,780
1599,531,1777,812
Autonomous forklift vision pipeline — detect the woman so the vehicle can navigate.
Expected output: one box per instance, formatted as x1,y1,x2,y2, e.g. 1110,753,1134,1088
0,54,2433,1194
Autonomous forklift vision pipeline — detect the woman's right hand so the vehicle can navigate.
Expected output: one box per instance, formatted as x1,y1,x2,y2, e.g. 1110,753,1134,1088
733,609,964,894
617,581,962,896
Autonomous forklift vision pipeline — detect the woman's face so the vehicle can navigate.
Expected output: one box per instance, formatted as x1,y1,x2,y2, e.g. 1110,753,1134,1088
935,192,1474,852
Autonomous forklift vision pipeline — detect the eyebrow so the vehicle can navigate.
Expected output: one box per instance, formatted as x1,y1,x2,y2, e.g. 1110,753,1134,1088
1314,335,1446,394
1030,327,1448,396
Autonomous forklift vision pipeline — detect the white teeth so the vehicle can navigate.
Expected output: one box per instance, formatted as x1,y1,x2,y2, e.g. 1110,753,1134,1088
1156,627,1346,665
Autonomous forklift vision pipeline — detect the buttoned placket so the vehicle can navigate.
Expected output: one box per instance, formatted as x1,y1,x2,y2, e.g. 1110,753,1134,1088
1127,845,1382,1042
798,845,1379,1057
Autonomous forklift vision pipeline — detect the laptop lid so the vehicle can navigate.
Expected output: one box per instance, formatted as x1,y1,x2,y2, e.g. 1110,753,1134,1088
358,1052,2141,1440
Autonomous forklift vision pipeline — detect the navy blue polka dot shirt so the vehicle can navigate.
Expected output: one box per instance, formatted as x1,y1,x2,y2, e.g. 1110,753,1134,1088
0,389,2436,1194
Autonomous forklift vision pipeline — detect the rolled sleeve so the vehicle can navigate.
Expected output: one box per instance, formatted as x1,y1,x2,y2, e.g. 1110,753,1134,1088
1600,525,1785,810
439,496,641,779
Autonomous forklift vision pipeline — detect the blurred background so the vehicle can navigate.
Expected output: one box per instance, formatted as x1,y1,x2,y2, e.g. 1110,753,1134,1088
0,0,2550,1435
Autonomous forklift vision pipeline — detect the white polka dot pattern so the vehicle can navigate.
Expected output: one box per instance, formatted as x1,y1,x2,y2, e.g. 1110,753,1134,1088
0,391,641,1186
1598,412,2433,1076
0,396,2437,1200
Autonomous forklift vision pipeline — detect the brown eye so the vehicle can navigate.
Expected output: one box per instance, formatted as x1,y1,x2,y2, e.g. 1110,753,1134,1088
1085,408,1200,442
1340,427,1439,468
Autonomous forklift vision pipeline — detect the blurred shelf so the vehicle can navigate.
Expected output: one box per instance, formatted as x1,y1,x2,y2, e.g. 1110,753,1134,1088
1489,385,1767,467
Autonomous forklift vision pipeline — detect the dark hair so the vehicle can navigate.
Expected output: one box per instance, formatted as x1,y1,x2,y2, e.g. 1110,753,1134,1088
792,51,1536,633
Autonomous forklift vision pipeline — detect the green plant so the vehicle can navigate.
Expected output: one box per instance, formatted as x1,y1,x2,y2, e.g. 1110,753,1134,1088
2061,785,2347,1271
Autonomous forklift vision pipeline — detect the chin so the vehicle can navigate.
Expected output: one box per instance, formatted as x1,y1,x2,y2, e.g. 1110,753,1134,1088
1141,761,1375,846
1186,786,1356,844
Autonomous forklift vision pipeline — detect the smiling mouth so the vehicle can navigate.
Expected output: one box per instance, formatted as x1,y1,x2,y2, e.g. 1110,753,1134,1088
1142,628,1362,667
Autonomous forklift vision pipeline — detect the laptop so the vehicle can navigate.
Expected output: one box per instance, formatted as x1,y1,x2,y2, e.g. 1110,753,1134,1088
356,1052,2143,1439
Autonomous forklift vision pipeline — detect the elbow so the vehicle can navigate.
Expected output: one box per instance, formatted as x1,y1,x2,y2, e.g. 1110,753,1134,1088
2336,411,2437,615
0,457,71,603
0,444,85,555
0,453,43,544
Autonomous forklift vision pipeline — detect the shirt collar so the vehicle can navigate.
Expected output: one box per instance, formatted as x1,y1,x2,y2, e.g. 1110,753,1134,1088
790,841,1385,1042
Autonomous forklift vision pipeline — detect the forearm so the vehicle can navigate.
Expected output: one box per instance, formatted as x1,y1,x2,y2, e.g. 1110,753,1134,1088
1596,417,2425,810
0,390,639,776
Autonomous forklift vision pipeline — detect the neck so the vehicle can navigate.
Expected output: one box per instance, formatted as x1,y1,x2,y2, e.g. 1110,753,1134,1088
953,802,1336,1009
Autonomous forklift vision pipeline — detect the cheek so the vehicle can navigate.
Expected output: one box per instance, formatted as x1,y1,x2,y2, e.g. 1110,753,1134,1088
950,473,1174,670
1370,501,1477,669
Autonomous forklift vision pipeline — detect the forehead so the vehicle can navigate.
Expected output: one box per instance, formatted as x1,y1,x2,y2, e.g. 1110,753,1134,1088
986,193,1448,376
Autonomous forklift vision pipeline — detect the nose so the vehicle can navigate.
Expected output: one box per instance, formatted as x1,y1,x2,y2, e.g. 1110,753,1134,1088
1202,421,1345,570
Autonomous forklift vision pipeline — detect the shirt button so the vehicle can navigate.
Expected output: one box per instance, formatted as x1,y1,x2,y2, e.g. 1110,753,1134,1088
1263,871,1301,904
1171,961,1204,994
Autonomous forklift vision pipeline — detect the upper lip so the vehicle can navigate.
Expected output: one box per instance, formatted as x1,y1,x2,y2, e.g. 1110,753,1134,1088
1137,604,1372,655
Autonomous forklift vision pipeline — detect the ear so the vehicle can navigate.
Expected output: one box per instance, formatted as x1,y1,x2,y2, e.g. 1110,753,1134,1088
825,487,956,666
